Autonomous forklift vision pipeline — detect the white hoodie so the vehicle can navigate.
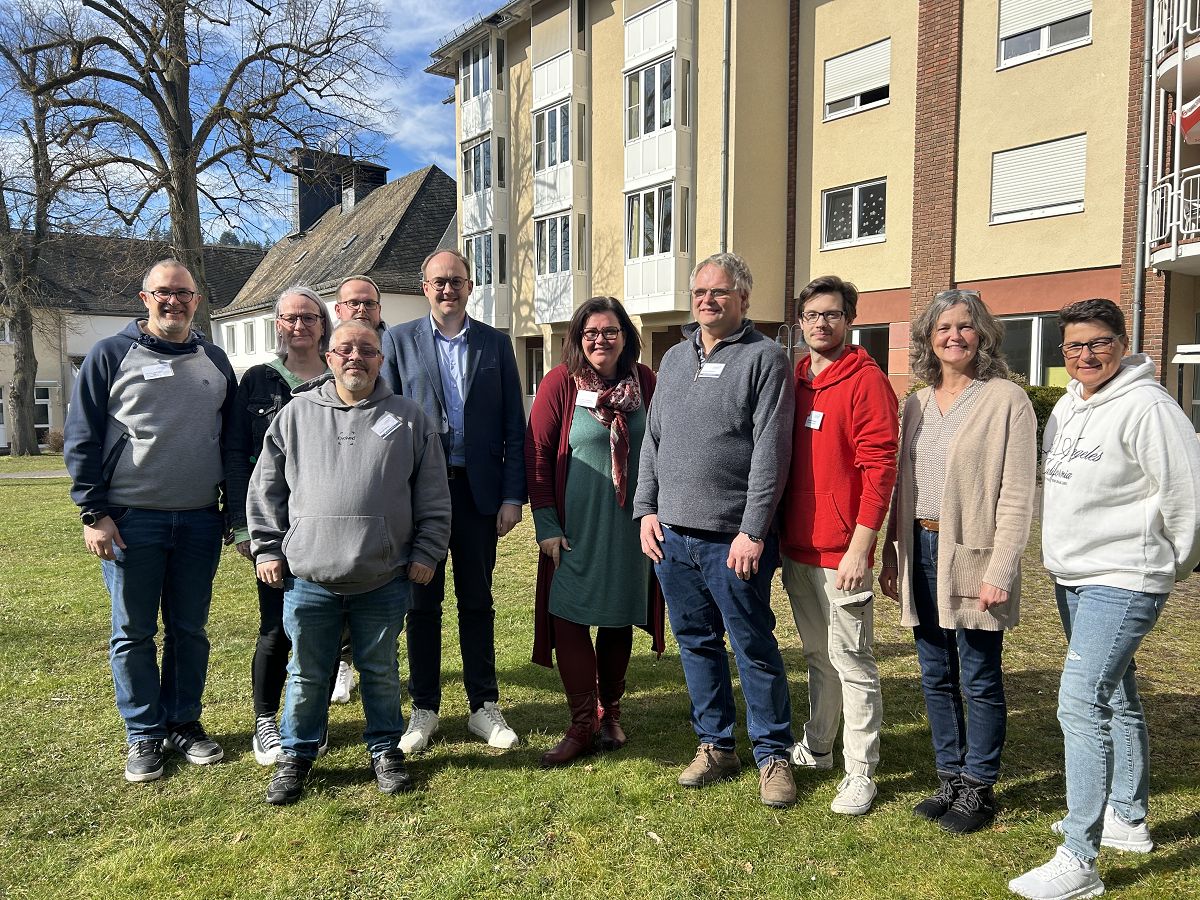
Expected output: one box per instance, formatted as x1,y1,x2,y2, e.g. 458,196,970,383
1042,354,1200,594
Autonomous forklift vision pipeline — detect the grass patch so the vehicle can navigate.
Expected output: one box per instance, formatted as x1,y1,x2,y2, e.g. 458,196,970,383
1,479,1196,898
0,452,66,475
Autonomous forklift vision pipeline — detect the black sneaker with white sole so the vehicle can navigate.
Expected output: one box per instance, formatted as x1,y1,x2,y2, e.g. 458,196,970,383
125,739,165,782
166,721,224,765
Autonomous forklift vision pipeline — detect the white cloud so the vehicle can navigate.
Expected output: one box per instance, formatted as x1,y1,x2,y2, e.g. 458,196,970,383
381,0,498,57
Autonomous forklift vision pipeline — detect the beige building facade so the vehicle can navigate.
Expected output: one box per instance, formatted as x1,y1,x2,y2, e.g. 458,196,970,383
433,1,1187,414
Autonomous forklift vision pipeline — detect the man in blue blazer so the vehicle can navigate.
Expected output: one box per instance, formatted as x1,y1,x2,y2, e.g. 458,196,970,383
381,249,527,752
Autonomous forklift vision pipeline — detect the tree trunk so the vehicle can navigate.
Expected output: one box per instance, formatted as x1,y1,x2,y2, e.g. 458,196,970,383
7,296,41,455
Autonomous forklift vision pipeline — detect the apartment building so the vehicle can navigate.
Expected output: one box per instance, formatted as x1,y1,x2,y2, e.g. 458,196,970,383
430,1,1174,408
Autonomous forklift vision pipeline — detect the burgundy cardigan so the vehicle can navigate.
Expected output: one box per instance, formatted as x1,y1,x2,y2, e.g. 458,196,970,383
525,362,666,668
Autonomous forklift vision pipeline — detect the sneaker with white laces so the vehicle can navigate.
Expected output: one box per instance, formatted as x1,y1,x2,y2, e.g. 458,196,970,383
830,773,877,815
253,715,282,766
789,740,834,770
1008,846,1104,900
1051,805,1154,853
331,661,355,704
165,721,224,765
399,707,440,753
467,702,519,749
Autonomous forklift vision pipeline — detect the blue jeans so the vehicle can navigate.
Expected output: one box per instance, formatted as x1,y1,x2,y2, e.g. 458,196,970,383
1055,583,1166,862
910,525,1007,784
280,576,409,761
101,506,224,743
655,527,793,766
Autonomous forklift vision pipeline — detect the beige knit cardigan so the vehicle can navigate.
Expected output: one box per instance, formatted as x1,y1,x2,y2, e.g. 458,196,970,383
882,377,1038,631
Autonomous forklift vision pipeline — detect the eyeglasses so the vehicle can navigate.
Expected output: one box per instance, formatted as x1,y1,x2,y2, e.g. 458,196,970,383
691,288,734,301
278,313,321,327
1059,337,1119,359
582,327,622,343
339,299,380,311
426,277,468,292
328,344,382,360
148,289,197,303
801,310,846,324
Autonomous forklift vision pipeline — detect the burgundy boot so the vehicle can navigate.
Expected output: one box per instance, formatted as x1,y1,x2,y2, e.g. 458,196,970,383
540,691,598,767
597,679,627,751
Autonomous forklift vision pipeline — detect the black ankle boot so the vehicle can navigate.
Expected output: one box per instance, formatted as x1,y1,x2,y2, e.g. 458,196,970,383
914,771,961,821
938,774,996,834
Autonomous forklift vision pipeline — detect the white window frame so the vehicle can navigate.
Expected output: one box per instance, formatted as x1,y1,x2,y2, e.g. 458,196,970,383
461,38,491,101
0,318,11,342
533,101,570,173
535,213,571,275
34,384,52,444
850,324,890,373
462,138,492,197
998,7,1091,69
243,321,256,355
224,325,237,356
820,178,887,249
263,316,277,352
625,55,674,142
464,232,494,287
990,133,1086,225
999,313,1064,386
625,183,674,260
823,38,891,122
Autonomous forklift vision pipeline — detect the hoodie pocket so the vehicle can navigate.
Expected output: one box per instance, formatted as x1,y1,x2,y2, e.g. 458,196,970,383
792,491,853,553
947,542,994,599
101,431,131,486
282,515,394,587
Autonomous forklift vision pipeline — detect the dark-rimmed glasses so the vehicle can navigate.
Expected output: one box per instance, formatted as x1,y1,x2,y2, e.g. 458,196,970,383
582,327,622,343
278,313,321,327
1059,337,1118,359
328,344,381,360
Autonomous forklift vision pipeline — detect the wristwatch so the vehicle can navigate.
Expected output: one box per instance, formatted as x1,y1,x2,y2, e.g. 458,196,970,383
80,509,107,526
743,532,763,544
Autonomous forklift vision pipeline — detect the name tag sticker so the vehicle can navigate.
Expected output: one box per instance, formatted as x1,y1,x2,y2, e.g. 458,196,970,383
576,390,599,408
698,362,726,378
142,361,173,380
372,412,403,437
806,410,825,430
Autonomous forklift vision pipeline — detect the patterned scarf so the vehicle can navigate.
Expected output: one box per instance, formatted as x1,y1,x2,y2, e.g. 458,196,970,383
573,367,642,507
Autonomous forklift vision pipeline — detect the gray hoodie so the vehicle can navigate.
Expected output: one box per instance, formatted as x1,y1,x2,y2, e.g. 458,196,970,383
248,374,451,594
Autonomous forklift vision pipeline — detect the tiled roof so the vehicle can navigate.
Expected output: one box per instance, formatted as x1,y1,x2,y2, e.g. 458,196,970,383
215,165,457,319
9,233,265,315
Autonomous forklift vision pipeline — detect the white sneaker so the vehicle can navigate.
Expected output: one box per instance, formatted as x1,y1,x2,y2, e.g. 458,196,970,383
830,773,877,815
331,661,355,704
1008,847,1104,900
1051,806,1154,853
252,715,282,766
399,707,439,753
789,740,833,770
467,702,519,749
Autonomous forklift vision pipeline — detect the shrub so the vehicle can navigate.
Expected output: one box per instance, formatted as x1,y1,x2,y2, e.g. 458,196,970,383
46,429,65,453
1025,385,1066,451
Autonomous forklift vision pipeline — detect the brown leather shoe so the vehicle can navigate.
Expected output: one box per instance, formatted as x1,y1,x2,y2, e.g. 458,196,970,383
678,743,741,788
539,691,598,768
759,757,796,808
597,705,626,751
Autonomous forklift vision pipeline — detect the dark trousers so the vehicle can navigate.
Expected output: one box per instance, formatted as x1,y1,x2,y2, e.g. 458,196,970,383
406,475,499,713
551,617,633,701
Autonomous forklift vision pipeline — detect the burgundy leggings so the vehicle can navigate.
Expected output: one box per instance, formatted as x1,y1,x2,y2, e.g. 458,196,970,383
551,615,632,701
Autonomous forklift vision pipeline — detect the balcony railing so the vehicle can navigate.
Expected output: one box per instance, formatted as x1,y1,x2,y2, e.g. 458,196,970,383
1155,0,1200,58
1149,164,1200,249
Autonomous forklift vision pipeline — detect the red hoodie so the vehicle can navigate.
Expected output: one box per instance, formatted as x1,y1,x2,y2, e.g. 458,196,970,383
780,344,899,568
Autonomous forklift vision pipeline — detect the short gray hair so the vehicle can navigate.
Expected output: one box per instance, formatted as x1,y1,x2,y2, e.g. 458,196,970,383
273,285,332,358
690,252,753,299
911,290,1009,385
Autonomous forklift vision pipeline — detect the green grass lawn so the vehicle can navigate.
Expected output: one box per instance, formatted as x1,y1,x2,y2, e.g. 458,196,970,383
1,475,1196,898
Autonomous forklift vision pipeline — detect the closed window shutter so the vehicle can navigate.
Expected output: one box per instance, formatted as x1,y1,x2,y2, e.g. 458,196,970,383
824,38,891,106
999,0,1091,39
991,134,1087,217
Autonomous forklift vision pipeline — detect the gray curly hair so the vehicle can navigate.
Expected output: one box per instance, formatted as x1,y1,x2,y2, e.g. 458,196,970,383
910,289,1009,385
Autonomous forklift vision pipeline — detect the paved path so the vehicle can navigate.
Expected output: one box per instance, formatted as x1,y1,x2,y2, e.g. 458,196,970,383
0,469,69,479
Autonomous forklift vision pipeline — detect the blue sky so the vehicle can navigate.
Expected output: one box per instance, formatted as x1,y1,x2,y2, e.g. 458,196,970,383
376,0,499,179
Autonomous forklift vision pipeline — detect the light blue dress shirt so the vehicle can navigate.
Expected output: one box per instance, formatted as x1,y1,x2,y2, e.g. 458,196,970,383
432,314,470,467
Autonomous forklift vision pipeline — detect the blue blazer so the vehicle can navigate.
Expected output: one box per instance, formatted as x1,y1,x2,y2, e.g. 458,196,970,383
381,315,527,515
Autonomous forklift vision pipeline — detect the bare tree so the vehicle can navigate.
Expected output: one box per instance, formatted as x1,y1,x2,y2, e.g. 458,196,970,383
28,0,394,334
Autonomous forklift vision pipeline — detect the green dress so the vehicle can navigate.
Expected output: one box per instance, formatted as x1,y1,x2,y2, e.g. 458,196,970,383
532,405,649,627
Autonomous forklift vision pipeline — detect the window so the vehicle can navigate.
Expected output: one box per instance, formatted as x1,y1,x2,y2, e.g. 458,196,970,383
626,56,674,141
526,339,545,395
497,137,506,188
224,325,237,356
999,2,1091,67
626,184,674,260
680,59,691,127
679,186,690,253
34,386,51,445
999,314,1067,386
244,321,256,355
576,103,586,161
823,38,891,121
263,317,277,352
0,319,11,342
991,133,1086,224
851,325,890,373
534,102,570,173
498,233,507,285
462,139,492,196
821,178,886,248
495,38,505,91
535,213,571,275
461,39,491,101
464,232,494,286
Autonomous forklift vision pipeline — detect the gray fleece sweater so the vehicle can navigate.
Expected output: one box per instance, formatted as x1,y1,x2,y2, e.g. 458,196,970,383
633,320,795,536
247,375,451,594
